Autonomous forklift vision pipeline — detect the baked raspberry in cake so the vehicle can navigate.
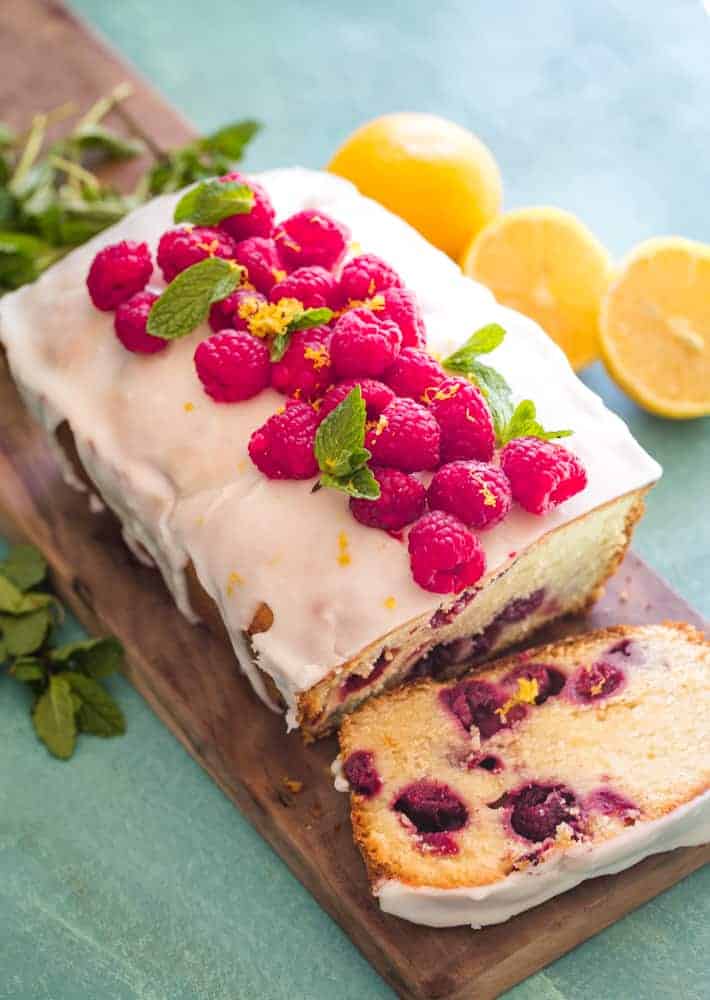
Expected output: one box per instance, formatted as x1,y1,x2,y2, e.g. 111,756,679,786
0,168,661,735
335,624,710,926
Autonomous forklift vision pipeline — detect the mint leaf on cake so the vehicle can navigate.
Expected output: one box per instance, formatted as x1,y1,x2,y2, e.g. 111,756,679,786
173,178,254,226
147,257,243,340
314,386,381,500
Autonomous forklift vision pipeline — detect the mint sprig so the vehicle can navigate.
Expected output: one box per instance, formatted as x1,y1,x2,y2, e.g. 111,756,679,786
270,306,334,362
443,323,572,445
173,178,254,226
147,256,242,341
313,386,380,500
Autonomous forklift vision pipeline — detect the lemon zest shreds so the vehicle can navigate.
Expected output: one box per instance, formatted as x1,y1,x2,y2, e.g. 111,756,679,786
183,401,195,412
271,268,287,283
424,382,460,404
495,677,539,721
226,570,245,596
590,679,606,696
304,345,331,370
337,532,351,567
367,278,376,297
366,414,388,437
245,297,302,339
197,238,220,255
471,471,496,507
384,596,397,610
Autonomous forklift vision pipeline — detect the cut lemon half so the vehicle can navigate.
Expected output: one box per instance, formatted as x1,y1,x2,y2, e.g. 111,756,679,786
600,237,710,419
461,206,613,371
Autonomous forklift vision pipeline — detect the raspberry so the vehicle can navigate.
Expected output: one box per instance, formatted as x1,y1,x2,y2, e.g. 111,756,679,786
572,661,625,703
248,400,319,479
500,438,588,515
427,461,512,530
379,287,426,348
330,308,402,378
194,330,270,402
343,751,381,797
318,378,394,422
503,663,567,704
426,377,495,463
384,347,446,401
271,326,333,401
367,397,440,472
393,780,468,834
508,783,580,842
114,291,167,354
275,210,350,271
157,226,237,283
208,288,267,332
233,236,285,294
408,510,486,593
86,240,152,311
338,253,403,304
441,679,509,740
350,467,426,531
217,172,274,241
269,266,337,309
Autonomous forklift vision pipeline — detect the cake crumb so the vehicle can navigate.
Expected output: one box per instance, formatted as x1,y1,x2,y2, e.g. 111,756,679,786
619,589,629,603
384,596,397,610
337,532,351,567
283,777,304,794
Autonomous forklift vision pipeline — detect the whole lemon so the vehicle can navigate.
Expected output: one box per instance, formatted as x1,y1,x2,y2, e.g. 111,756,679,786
328,113,502,260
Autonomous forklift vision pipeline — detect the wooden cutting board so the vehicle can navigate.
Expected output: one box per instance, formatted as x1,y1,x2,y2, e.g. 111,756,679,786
1,5,708,999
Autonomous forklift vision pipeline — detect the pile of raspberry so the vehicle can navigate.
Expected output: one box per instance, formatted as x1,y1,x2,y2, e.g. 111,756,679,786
86,173,587,595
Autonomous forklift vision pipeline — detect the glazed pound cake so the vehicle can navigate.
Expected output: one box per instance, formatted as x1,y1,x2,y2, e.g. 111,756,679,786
335,624,710,926
0,167,660,737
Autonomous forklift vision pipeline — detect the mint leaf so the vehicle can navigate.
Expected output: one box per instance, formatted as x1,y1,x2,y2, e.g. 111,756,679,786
499,400,573,446
0,607,53,656
0,543,47,591
10,656,46,683
32,674,77,759
173,178,254,226
320,466,380,500
201,120,261,158
64,672,125,737
49,636,123,679
69,125,144,162
0,574,24,613
468,360,514,443
313,387,381,500
147,257,242,341
442,323,506,372
269,307,334,362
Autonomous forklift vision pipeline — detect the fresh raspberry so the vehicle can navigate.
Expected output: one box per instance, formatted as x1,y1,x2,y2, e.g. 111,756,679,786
426,377,495,463
194,330,270,402
428,461,512,530
271,326,333,401
366,397,440,472
113,291,167,354
317,378,394,422
384,347,446,401
330,308,402,378
208,288,267,332
379,287,426,348
86,240,152,311
508,783,580,842
217,171,274,241
233,236,285,294
157,226,237,283
350,467,426,532
269,266,337,309
248,400,319,479
393,780,468,833
500,438,588,515
338,253,403,304
274,210,350,271
408,511,486,594
343,751,381,797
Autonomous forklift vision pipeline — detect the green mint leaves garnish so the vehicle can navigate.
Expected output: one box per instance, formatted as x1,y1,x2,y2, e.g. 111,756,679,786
442,323,572,445
1,543,126,759
313,386,380,500
269,306,334,362
173,178,254,226
147,257,242,341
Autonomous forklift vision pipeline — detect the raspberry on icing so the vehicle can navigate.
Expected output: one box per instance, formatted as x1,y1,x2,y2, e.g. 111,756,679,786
330,308,402,378
317,378,394,423
208,288,267,333
350,467,426,532
366,397,440,472
194,330,270,402
426,376,495,463
233,236,286,294
271,325,333,401
157,226,237,283
86,240,153,311
379,287,426,348
384,347,446,401
269,266,338,309
275,210,350,271
338,253,403,305
217,171,275,241
114,291,167,354
500,437,588,515
427,460,512,530
408,510,486,593
248,400,319,479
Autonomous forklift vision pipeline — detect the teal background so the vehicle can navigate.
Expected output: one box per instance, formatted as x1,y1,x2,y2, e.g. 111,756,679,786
2,1,709,997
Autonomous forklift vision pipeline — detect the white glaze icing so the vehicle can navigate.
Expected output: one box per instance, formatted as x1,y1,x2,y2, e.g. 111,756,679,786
375,790,710,927
0,168,662,722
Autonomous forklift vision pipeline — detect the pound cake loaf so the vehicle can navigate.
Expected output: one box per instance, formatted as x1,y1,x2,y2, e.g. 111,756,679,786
335,624,710,927
0,167,660,736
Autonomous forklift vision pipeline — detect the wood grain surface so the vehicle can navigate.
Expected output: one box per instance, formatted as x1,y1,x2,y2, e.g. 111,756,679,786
1,4,707,998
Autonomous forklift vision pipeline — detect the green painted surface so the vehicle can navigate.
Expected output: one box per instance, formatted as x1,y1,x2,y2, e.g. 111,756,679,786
3,1,709,996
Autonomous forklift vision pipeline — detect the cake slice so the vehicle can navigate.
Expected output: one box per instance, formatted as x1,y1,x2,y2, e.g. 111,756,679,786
335,624,710,926
0,167,660,736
